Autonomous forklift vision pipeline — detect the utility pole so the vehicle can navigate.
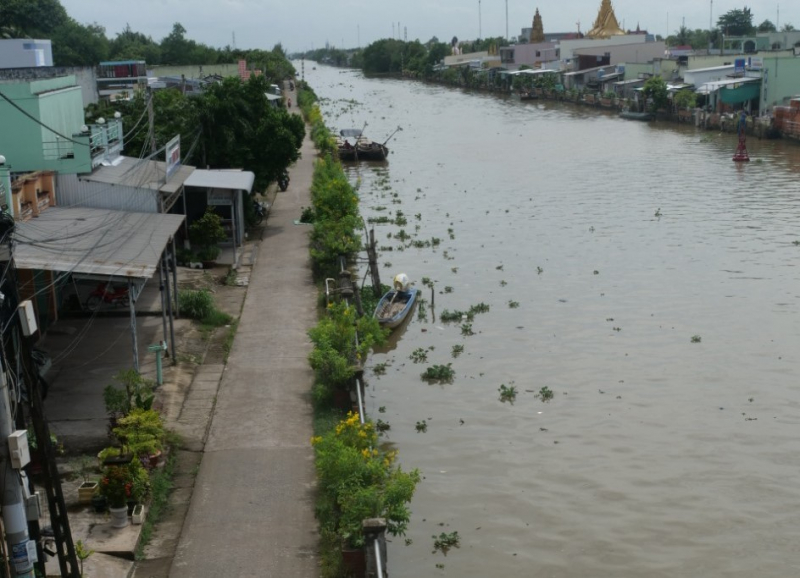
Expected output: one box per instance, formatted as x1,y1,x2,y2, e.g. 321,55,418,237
0,370,35,578
479,0,482,39
505,0,509,41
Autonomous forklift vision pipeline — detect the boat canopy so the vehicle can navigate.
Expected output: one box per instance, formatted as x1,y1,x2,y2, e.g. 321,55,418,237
340,129,363,137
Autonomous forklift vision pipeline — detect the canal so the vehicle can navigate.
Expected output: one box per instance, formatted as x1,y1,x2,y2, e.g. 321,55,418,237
306,64,800,577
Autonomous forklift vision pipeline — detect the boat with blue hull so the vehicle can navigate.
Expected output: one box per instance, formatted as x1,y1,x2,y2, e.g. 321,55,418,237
375,273,418,328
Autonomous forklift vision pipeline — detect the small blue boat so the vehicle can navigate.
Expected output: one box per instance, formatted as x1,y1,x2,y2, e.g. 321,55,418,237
374,288,419,328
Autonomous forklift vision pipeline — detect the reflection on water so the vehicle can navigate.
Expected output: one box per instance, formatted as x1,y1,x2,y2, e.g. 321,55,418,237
308,64,800,577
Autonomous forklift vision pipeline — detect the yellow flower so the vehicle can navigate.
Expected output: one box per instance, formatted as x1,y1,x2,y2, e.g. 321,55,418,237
310,436,323,446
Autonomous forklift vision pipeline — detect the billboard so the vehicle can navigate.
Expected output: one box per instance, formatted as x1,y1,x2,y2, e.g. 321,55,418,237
165,135,181,180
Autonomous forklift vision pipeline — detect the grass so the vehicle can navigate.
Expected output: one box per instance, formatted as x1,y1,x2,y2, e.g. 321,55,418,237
135,448,178,559
223,319,240,361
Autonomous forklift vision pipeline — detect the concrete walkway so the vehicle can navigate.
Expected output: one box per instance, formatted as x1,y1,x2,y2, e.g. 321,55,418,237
169,130,319,577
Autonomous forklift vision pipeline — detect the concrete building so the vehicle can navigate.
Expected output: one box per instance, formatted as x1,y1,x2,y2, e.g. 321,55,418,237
559,34,651,66
0,66,98,106
97,60,147,101
0,75,121,173
573,41,666,67
499,43,559,70
0,39,53,68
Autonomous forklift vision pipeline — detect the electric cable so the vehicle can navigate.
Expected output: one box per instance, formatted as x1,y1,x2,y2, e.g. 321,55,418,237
0,90,91,147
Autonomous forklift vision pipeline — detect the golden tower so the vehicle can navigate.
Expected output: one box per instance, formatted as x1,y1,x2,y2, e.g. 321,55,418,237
530,8,545,43
586,0,625,39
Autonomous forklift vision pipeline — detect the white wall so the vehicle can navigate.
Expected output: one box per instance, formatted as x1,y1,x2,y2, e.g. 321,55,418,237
559,35,648,62
574,42,666,65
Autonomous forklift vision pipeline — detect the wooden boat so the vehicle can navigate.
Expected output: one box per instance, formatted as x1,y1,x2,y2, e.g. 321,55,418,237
619,110,653,121
336,126,401,162
516,91,538,101
374,288,418,328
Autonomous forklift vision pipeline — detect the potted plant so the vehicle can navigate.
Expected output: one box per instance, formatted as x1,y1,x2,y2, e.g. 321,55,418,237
99,459,149,528
78,457,99,504
100,465,134,528
113,408,165,468
190,207,226,267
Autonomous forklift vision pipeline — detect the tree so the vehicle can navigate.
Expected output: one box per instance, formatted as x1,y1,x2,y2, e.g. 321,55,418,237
675,25,690,45
160,22,194,65
109,24,161,63
642,76,668,112
757,19,777,32
781,23,796,31
673,89,697,110
0,0,68,37
51,20,110,66
717,7,755,36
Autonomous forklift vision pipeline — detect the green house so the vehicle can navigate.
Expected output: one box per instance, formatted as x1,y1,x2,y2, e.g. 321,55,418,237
0,75,123,173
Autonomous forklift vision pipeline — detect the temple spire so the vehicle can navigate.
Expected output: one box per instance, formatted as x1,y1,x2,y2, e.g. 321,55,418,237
586,0,625,38
530,8,545,43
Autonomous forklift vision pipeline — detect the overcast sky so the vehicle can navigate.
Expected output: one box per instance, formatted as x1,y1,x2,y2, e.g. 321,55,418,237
60,0,797,53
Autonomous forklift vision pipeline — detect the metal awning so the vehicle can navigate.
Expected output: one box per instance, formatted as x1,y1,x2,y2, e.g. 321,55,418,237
264,93,282,101
183,169,255,192
12,207,185,278
340,128,363,137
80,156,195,195
695,77,760,95
614,78,645,86
506,69,558,76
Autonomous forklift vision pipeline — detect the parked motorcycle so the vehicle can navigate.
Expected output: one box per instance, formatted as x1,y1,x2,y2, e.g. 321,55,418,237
85,283,129,311
252,200,269,225
278,172,289,192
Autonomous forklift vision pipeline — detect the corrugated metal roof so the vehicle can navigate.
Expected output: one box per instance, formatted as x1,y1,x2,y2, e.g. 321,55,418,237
13,207,184,279
80,156,195,195
184,169,254,192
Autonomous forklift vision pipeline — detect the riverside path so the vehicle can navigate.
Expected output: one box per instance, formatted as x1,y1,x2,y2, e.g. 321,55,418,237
170,128,319,577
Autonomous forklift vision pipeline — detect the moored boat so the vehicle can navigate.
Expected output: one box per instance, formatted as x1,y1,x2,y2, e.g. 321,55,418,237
619,110,653,121
375,273,418,328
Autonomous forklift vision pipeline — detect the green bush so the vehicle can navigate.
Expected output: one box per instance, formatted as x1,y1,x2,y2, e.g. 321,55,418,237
178,289,215,320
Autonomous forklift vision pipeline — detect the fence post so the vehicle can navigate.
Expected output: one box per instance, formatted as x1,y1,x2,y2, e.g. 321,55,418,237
363,517,388,578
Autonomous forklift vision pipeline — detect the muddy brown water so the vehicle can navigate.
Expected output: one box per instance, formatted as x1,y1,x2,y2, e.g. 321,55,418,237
306,63,800,577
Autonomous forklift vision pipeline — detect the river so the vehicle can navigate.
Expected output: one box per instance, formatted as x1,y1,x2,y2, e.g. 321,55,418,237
305,63,800,577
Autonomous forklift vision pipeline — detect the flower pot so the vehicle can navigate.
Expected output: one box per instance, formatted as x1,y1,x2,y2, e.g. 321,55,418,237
132,504,145,525
341,547,366,578
78,481,99,504
91,494,107,513
108,505,129,528
147,449,163,469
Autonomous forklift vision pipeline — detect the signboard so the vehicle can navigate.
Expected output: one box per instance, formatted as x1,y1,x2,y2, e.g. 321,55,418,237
749,56,763,70
165,135,181,181
207,190,233,206
734,58,746,74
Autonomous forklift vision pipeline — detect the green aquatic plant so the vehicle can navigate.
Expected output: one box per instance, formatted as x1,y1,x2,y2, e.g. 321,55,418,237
410,348,429,363
498,384,517,403
460,322,474,336
508,300,519,309
432,531,460,555
536,386,554,402
415,420,428,433
451,344,464,358
691,335,702,343
422,364,455,383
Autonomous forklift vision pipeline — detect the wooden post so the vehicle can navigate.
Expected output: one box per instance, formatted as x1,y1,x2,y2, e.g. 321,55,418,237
368,228,382,297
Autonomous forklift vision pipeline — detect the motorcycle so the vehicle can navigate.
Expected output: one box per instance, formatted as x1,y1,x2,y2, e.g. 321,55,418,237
278,172,289,192
252,200,269,225
85,282,129,311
